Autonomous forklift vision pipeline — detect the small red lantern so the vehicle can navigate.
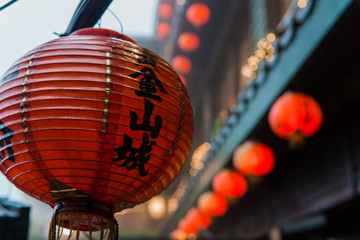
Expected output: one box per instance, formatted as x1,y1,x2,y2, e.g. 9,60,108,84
186,3,211,27
233,141,275,176
178,217,198,235
186,207,212,230
172,55,192,74
212,169,248,198
268,92,323,145
0,28,193,239
157,22,171,39
178,32,200,53
198,191,227,217
158,3,173,20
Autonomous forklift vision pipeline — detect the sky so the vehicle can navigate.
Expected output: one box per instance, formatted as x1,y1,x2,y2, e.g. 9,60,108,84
0,1,159,238
0,0,159,77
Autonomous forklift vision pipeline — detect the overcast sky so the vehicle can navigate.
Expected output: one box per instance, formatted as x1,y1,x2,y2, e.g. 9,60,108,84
0,0,158,77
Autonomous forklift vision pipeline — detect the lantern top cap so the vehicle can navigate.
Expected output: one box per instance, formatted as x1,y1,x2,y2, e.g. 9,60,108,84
71,28,136,44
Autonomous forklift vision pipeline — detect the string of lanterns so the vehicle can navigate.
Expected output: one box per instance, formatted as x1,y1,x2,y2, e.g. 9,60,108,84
171,2,211,80
170,140,275,239
169,1,319,239
170,92,323,239
157,1,174,39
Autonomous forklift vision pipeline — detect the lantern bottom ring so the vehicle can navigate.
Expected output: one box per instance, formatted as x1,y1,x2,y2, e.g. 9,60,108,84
49,201,119,240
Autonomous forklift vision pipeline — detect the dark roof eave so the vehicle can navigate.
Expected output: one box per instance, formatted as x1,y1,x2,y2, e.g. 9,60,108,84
63,0,113,36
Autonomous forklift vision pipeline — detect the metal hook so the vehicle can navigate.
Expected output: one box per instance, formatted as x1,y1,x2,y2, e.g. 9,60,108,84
107,8,124,34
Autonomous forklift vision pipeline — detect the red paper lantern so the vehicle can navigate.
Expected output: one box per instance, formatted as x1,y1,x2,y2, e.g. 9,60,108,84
157,22,171,39
0,28,193,238
268,92,323,145
186,3,211,27
178,217,198,235
233,141,275,176
212,169,248,198
198,191,227,217
158,3,173,20
178,33,200,53
186,207,212,230
172,56,192,74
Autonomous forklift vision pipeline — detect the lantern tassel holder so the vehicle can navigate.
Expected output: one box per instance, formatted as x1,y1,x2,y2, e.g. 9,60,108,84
48,202,119,240
289,129,305,149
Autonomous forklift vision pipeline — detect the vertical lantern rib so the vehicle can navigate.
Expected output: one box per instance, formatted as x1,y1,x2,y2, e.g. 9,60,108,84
20,54,35,133
167,81,185,157
102,51,112,133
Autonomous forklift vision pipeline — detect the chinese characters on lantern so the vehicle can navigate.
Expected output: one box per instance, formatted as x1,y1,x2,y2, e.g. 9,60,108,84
112,57,168,176
0,120,15,166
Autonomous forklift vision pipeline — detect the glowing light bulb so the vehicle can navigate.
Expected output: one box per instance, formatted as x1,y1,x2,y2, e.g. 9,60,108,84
148,196,166,219
298,0,308,8
267,33,276,42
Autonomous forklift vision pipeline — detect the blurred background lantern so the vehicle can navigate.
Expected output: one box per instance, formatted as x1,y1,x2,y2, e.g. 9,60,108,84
177,217,198,236
158,2,173,20
268,92,323,147
212,169,248,198
233,141,275,176
178,32,200,53
0,27,193,239
170,229,187,240
185,207,212,231
186,3,211,28
197,191,227,217
172,55,192,75
157,22,171,40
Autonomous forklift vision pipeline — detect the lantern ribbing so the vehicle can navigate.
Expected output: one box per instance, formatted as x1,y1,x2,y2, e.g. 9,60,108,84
0,28,193,238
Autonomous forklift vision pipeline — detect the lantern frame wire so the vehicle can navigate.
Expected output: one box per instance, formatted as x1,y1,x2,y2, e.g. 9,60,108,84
106,8,124,34
49,203,119,240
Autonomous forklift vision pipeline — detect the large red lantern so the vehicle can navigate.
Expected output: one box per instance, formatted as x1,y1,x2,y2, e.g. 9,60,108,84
158,3,173,20
233,141,275,176
0,28,193,239
186,3,211,28
186,207,212,230
172,55,192,74
178,33,200,53
197,191,227,217
212,169,248,198
268,92,323,145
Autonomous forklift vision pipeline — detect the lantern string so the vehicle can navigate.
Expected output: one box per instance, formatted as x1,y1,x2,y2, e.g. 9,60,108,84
107,8,124,34
114,216,119,240
96,17,102,28
88,215,93,239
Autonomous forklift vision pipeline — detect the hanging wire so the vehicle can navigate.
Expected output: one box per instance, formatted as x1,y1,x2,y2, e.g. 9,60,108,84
96,17,102,28
0,0,18,12
106,8,123,34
